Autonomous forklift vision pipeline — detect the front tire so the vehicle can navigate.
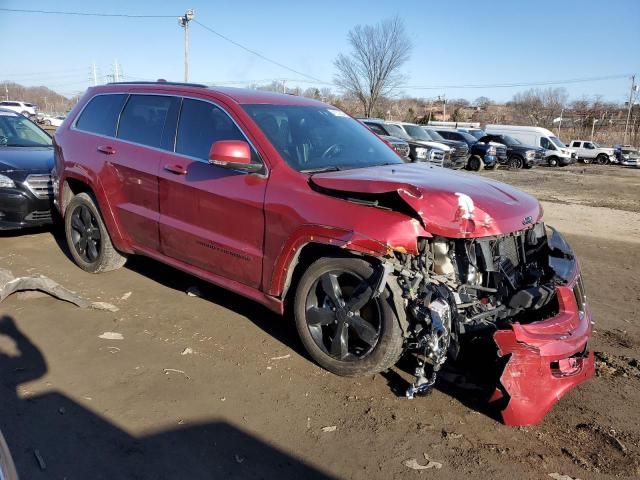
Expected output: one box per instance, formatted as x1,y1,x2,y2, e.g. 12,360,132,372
467,155,483,171
64,192,127,273
596,154,609,165
509,155,524,169
547,156,559,167
294,257,404,377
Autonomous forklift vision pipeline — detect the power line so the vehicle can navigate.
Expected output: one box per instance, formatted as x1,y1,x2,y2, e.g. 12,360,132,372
0,7,174,18
193,20,330,85
406,74,632,90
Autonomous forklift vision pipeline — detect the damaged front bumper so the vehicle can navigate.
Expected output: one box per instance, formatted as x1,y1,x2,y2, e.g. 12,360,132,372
490,230,594,426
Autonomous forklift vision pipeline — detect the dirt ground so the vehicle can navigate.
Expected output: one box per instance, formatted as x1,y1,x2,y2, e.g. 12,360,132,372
1,164,639,479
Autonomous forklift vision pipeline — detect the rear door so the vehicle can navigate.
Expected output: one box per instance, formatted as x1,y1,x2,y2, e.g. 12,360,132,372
108,93,180,251
157,97,267,289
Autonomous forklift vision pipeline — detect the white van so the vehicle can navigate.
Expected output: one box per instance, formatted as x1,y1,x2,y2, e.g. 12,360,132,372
485,125,576,167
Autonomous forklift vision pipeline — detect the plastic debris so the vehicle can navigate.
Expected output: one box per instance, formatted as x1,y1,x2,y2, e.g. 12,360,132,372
321,426,337,433
120,291,132,301
98,332,124,340
0,268,118,312
270,354,291,361
403,453,443,470
181,347,194,355
548,474,580,480
186,286,201,297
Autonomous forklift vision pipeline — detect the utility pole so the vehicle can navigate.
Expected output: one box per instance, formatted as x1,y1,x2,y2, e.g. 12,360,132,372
4,82,8,101
113,59,120,82
282,79,286,94
623,74,637,146
178,9,195,82
91,62,98,86
591,118,598,141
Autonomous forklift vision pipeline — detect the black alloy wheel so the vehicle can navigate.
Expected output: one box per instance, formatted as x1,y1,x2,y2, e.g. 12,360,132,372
70,205,101,263
294,257,404,377
305,270,382,361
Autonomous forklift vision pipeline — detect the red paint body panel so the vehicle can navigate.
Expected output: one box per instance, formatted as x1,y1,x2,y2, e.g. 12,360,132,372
53,84,593,426
492,280,595,426
310,163,543,238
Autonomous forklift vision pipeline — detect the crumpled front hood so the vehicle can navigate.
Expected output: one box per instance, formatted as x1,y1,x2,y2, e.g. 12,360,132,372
310,162,542,238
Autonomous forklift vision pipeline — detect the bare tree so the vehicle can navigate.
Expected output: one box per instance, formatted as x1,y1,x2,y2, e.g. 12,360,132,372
334,16,411,117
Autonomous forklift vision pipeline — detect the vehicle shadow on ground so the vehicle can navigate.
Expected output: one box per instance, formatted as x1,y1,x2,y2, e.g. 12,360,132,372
0,315,335,480
48,227,503,422
381,339,505,423
47,226,309,358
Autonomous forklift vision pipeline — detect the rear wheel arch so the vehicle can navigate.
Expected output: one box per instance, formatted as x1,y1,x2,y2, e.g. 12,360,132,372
61,175,131,253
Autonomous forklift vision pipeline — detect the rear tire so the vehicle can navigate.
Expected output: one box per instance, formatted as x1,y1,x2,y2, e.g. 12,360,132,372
293,257,404,377
64,192,127,273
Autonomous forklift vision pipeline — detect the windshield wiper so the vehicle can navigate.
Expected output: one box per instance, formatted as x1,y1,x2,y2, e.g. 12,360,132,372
301,166,342,174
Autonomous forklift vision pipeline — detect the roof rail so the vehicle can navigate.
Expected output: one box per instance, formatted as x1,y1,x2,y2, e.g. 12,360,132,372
106,80,208,88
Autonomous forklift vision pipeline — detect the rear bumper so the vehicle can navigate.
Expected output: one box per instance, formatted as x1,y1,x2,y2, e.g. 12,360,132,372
491,268,594,426
0,189,53,230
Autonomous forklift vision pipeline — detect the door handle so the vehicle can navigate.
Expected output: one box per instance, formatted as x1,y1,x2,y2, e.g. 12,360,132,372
163,164,187,175
97,145,116,155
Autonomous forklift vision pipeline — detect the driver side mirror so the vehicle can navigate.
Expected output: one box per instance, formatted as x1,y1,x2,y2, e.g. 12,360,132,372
208,140,262,173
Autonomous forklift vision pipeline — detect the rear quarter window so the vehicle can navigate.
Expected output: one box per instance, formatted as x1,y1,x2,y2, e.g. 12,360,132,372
75,94,127,137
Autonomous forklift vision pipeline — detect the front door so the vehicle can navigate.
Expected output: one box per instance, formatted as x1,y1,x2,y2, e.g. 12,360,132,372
158,98,267,289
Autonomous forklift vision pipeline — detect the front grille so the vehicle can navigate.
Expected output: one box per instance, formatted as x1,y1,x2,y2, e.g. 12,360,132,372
394,144,410,158
25,210,52,221
24,174,53,199
452,144,469,159
429,149,445,166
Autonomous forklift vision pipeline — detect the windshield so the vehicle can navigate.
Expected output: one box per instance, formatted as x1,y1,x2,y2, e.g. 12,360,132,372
384,123,411,140
403,124,431,141
550,136,565,148
466,129,485,140
243,105,403,172
424,128,446,141
0,112,52,147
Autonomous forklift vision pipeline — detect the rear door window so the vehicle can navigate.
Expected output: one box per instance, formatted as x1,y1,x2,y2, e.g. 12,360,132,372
175,98,247,161
117,94,177,148
75,94,127,137
572,141,581,148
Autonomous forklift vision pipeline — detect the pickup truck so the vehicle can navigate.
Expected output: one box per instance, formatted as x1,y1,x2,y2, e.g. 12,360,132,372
477,133,545,169
569,140,615,165
432,128,502,171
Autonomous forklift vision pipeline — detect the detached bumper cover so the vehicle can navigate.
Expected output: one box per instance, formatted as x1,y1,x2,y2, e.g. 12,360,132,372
490,228,594,426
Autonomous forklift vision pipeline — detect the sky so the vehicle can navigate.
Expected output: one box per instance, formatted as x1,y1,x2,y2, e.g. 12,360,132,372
1,0,638,103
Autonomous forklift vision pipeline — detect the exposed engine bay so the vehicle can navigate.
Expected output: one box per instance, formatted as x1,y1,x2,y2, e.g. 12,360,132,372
384,222,580,401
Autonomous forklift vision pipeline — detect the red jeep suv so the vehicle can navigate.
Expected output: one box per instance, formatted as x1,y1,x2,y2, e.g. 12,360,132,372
53,82,593,425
